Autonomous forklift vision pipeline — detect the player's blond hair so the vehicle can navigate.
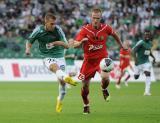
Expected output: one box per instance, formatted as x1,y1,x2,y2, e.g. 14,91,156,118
44,13,56,22
91,7,102,15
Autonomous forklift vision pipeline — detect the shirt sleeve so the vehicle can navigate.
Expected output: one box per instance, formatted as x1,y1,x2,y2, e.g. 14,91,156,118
28,26,40,44
75,27,86,42
56,25,68,43
132,40,143,52
105,25,115,35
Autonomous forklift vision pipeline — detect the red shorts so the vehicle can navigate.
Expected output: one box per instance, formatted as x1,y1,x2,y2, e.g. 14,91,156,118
119,62,129,71
78,58,103,81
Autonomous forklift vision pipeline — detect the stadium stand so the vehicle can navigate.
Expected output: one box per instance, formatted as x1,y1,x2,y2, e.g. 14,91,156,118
0,0,160,59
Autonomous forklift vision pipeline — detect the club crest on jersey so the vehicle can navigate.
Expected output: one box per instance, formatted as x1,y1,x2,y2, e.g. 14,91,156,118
94,36,104,41
100,36,104,40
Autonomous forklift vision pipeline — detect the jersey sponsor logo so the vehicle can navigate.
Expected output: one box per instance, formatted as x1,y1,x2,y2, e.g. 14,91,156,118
144,50,150,55
88,44,103,51
46,43,55,49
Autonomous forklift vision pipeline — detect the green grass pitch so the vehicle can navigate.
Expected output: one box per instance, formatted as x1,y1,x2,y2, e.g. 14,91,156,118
0,82,160,123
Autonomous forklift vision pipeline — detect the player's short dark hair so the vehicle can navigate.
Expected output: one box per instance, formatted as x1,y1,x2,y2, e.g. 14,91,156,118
91,7,102,14
45,13,56,21
144,29,151,33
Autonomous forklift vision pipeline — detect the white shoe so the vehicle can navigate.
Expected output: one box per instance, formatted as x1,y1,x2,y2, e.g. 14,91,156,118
124,82,128,87
115,84,121,89
144,92,151,96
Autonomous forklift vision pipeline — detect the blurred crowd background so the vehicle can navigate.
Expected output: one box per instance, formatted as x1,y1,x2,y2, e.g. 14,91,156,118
0,0,160,60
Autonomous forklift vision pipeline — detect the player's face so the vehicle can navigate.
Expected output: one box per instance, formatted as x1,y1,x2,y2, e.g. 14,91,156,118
45,18,56,31
91,12,101,29
144,32,151,41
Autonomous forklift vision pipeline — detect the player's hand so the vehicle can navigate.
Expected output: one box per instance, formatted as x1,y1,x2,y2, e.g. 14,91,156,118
81,38,88,42
122,45,128,50
68,39,74,47
25,49,31,56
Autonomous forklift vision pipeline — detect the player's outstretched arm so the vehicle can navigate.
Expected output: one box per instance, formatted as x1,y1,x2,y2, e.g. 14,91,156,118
25,41,32,56
69,38,88,48
111,32,125,49
47,41,69,49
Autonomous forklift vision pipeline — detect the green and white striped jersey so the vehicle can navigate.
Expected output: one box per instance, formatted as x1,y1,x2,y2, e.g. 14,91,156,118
132,40,152,65
28,25,68,58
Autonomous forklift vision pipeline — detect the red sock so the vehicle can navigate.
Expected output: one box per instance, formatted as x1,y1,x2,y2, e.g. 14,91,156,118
81,87,89,105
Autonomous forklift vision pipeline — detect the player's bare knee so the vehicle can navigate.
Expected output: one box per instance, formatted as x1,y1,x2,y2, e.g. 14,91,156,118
102,77,110,83
49,64,59,73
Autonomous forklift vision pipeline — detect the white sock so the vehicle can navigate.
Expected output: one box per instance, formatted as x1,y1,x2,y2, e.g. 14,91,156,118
145,76,151,93
55,69,67,80
57,84,66,101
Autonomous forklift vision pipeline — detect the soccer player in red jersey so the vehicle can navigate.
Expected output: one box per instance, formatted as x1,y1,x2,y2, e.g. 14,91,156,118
70,8,125,114
115,40,133,89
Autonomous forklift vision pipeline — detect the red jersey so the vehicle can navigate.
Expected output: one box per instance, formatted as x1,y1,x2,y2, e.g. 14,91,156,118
75,24,115,59
119,48,131,69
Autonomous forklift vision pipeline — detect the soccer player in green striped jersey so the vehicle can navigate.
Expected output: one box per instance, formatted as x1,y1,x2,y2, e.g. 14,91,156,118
25,13,77,113
132,30,156,96
65,39,78,77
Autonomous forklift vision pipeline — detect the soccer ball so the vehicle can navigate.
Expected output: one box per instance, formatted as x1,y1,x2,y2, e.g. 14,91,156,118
100,57,114,72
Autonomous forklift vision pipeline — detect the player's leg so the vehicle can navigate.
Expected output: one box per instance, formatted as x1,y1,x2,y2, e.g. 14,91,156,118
56,80,66,112
144,71,151,95
134,65,140,80
51,64,77,86
79,58,98,114
124,69,131,86
116,69,125,89
44,58,77,86
66,65,78,88
143,63,152,96
43,58,76,113
81,79,91,114
100,71,110,101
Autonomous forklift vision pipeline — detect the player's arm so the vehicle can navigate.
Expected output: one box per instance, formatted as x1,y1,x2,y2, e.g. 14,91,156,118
54,25,69,49
150,50,156,64
69,38,88,48
106,25,126,50
25,41,32,55
111,32,124,49
25,26,40,55
47,41,69,49
69,27,88,48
